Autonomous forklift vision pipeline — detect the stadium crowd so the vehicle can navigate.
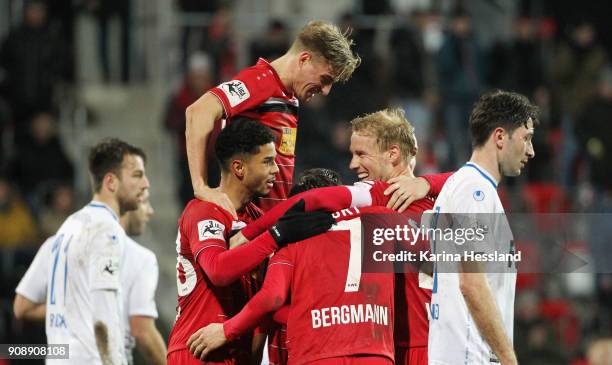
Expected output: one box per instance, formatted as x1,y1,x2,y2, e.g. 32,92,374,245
0,0,611,364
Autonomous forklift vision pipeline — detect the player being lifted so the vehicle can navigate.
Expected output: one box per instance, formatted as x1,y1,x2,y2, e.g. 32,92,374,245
428,90,537,365
43,138,150,365
185,20,360,214
167,119,334,365
188,108,448,364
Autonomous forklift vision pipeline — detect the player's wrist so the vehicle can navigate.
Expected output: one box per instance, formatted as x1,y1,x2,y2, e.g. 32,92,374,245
222,322,236,341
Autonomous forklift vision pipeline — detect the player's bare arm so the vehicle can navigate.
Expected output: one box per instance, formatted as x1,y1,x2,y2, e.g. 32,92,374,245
130,316,167,365
460,271,518,365
13,294,45,321
94,321,113,365
185,92,236,217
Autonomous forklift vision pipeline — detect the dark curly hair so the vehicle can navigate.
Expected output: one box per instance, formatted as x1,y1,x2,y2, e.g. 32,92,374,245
88,138,146,192
215,119,276,171
289,168,342,196
469,89,539,148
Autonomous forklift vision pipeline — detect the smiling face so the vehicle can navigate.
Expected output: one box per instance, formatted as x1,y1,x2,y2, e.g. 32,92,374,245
293,52,335,102
349,133,393,181
498,118,535,177
241,142,279,196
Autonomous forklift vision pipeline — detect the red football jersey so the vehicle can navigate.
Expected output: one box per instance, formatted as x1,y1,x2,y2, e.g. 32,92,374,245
270,206,397,364
167,199,263,362
209,58,299,211
357,181,434,350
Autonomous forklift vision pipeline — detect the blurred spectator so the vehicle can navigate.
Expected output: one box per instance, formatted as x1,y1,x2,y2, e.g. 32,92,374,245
552,21,607,120
515,291,568,364
575,67,612,192
0,0,68,123
0,175,38,248
326,13,382,122
552,21,607,188
84,0,131,83
580,69,612,329
10,111,74,206
39,184,75,238
202,5,236,83
525,88,556,183
437,7,486,169
176,0,220,71
389,10,434,143
249,19,290,65
489,17,546,99
164,52,213,206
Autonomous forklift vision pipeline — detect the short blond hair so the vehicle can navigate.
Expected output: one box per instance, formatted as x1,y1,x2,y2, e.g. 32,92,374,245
350,108,418,162
290,20,360,83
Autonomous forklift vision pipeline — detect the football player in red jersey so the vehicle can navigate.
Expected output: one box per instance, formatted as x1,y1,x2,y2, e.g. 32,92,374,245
189,108,444,364
185,20,361,215
167,119,334,365
348,109,435,365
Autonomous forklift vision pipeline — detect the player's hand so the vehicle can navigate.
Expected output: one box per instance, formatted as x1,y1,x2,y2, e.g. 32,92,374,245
384,176,430,212
269,199,335,247
187,323,227,360
195,186,237,219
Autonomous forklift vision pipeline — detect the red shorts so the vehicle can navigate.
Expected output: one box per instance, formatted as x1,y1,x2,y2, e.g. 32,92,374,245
305,356,394,365
167,349,247,365
395,347,428,365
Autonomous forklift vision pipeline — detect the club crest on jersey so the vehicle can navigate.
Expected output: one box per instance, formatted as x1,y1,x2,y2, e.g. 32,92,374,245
219,80,250,107
473,190,485,201
278,127,297,155
198,220,225,241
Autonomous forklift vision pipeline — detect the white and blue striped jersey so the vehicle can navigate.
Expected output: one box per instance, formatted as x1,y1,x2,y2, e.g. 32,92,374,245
44,201,127,365
428,162,516,365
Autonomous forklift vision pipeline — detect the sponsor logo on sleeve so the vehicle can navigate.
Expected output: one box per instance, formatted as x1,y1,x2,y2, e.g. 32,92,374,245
197,220,225,241
219,80,250,107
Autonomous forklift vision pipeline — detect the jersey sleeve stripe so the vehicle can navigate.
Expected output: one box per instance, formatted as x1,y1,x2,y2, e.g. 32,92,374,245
269,261,294,267
193,244,226,260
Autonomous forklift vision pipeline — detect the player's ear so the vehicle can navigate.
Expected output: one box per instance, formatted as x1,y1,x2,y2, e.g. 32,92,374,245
493,127,505,149
231,159,246,179
298,51,311,66
104,172,118,193
388,144,401,165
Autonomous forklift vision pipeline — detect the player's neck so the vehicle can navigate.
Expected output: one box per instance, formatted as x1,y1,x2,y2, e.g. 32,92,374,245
219,176,252,213
388,164,414,180
92,192,121,217
270,54,294,95
469,148,501,185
